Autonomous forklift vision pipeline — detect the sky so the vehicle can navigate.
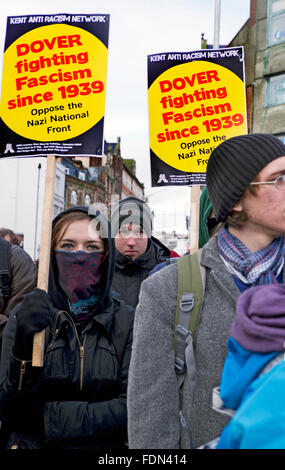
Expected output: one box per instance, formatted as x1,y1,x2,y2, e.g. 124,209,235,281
0,0,250,236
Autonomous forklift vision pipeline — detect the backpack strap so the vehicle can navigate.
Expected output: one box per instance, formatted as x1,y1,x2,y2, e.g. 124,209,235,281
0,239,12,308
174,249,206,443
174,249,205,357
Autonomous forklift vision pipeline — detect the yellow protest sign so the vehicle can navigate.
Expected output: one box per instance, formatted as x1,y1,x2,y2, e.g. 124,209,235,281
0,14,109,157
148,47,247,186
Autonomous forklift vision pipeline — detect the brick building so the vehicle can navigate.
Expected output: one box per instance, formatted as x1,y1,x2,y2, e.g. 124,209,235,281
121,159,144,199
60,137,144,211
228,0,285,141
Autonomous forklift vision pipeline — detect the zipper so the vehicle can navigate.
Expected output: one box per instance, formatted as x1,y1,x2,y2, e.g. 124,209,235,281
17,310,87,393
79,335,87,392
18,361,26,391
52,310,65,335
55,310,86,392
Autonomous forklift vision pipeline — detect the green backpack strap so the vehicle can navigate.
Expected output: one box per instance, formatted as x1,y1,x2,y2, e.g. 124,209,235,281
174,249,206,443
175,250,205,347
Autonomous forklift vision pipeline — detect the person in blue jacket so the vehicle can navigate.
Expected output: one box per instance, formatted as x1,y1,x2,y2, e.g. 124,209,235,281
214,283,285,449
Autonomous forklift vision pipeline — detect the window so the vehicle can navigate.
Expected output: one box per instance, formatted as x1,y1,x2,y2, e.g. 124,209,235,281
53,205,61,217
267,73,285,105
85,194,91,207
55,175,61,193
70,190,78,205
268,0,285,46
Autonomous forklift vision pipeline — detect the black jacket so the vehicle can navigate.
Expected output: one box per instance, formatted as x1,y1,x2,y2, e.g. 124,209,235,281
112,236,171,308
0,207,134,449
0,239,37,342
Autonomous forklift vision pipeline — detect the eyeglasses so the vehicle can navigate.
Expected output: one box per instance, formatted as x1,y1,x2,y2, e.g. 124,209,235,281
250,174,285,190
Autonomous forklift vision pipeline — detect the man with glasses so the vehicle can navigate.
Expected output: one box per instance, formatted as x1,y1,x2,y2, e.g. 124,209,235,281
127,133,285,449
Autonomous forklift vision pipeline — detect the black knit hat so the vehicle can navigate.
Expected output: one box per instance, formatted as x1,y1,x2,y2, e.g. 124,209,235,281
110,196,153,237
206,133,285,222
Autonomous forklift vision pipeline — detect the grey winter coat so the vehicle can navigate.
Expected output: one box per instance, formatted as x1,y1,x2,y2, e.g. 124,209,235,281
127,235,285,449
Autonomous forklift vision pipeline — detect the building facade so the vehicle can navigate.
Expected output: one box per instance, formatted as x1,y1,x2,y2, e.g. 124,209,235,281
63,140,144,211
229,0,285,142
121,160,144,199
62,157,106,209
0,138,144,260
0,157,65,260
57,142,145,238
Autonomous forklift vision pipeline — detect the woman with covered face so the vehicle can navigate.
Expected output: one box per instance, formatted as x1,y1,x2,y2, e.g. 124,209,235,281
0,206,134,449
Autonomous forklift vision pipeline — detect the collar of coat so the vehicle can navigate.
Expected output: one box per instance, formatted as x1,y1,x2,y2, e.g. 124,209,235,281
52,298,115,339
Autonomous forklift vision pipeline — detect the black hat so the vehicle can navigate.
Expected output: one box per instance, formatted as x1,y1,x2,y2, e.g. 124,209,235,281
110,196,153,237
206,133,285,222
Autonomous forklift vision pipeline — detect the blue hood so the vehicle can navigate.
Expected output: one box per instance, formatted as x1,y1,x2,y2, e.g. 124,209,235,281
219,337,278,410
217,337,285,449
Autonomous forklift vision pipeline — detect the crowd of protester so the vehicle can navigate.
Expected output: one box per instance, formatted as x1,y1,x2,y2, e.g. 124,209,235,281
0,133,285,449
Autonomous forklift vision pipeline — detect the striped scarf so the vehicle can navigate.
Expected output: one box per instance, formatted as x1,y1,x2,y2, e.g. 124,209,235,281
217,226,285,285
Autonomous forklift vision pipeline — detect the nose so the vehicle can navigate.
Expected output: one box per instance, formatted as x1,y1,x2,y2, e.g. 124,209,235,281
74,243,86,252
126,237,136,247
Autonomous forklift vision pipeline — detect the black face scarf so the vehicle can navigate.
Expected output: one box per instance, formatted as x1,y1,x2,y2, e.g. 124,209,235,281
55,250,104,322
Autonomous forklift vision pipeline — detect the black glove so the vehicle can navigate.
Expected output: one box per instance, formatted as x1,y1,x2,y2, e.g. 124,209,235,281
14,288,54,359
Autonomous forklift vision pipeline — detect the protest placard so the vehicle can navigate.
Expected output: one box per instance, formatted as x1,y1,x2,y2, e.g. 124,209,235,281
148,47,247,187
0,13,110,365
0,13,109,157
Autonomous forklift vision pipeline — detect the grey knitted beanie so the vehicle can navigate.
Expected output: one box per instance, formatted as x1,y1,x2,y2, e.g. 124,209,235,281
110,196,153,237
206,133,285,222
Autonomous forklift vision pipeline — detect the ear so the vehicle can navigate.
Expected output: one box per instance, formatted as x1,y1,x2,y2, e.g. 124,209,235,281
232,196,244,213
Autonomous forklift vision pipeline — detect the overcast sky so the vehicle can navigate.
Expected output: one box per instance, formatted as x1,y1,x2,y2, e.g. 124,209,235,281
0,0,250,235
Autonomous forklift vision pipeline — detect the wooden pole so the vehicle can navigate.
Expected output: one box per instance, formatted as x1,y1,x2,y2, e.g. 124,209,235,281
190,185,200,253
32,155,56,367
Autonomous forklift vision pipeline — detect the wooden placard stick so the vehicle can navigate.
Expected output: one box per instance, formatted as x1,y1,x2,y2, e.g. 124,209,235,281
190,185,200,254
32,155,57,367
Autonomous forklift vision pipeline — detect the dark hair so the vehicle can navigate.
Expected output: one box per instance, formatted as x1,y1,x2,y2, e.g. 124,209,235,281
225,179,258,228
0,228,21,246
